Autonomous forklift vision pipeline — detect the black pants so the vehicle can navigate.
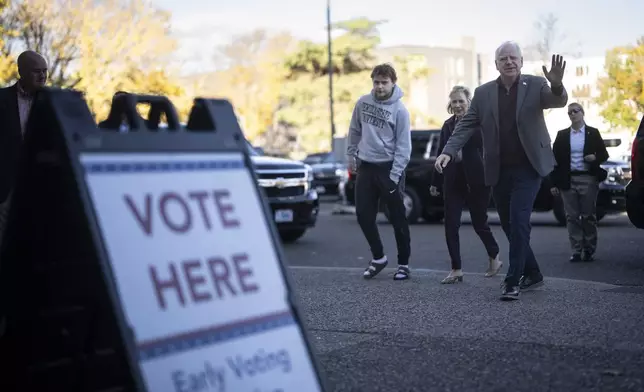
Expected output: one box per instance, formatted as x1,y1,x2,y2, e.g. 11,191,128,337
355,161,411,265
443,166,499,270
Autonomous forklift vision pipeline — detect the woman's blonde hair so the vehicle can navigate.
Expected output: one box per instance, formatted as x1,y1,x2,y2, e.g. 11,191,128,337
446,85,472,114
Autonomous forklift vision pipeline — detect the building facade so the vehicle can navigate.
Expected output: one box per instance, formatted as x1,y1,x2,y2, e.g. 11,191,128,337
521,56,616,135
375,37,480,127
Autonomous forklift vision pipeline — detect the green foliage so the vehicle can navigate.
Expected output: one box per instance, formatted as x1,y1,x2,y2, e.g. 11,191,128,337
284,17,384,79
275,18,385,154
0,0,184,120
596,37,644,132
277,72,371,154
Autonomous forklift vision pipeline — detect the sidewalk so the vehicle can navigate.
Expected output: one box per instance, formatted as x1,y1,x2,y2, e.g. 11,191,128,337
289,266,644,392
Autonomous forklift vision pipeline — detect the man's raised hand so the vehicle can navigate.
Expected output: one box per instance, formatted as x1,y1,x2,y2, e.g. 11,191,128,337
542,54,566,86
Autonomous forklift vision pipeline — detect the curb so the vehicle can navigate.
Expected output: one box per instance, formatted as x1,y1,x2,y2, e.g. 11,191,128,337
331,203,356,215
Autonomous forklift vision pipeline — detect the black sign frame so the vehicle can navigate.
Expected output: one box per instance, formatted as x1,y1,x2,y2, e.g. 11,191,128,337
0,88,328,391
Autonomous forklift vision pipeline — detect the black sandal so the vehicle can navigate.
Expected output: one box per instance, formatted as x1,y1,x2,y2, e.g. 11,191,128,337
363,260,388,279
393,265,410,281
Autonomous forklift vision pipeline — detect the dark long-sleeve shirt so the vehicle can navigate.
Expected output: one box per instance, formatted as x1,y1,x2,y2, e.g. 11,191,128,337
496,77,529,167
496,76,564,167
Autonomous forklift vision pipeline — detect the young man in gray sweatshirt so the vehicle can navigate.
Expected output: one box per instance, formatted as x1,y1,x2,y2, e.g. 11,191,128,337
346,63,413,280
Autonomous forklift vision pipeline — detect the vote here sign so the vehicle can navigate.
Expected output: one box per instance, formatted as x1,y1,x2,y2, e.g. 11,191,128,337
80,152,321,392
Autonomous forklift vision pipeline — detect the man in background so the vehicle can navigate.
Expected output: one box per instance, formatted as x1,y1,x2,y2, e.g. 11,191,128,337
0,50,47,337
0,50,48,242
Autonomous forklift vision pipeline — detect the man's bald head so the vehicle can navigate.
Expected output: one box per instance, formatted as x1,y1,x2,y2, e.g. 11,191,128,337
17,50,48,92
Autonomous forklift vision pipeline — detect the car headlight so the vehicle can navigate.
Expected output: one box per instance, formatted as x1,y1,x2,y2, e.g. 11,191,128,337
335,168,344,177
305,164,314,183
603,166,621,183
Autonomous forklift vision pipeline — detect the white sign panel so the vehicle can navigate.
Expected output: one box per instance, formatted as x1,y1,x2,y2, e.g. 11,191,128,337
80,152,322,392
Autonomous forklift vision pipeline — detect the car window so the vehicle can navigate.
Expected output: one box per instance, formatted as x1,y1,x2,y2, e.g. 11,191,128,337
303,157,323,164
423,134,441,159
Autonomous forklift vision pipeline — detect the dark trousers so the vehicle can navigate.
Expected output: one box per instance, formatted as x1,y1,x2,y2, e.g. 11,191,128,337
355,161,410,265
443,166,499,270
492,165,543,287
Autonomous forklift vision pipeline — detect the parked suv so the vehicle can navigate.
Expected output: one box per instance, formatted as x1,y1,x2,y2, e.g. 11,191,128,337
626,116,644,229
302,152,347,198
247,143,319,242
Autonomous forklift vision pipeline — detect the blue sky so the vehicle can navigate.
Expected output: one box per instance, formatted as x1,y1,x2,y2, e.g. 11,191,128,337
152,0,643,73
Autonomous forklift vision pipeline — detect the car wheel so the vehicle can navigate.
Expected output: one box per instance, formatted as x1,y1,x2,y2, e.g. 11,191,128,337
278,228,307,243
383,187,421,224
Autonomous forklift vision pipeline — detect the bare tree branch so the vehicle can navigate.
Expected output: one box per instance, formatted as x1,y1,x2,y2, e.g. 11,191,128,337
525,13,583,63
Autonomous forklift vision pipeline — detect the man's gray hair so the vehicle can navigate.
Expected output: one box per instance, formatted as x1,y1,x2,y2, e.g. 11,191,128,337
495,41,523,60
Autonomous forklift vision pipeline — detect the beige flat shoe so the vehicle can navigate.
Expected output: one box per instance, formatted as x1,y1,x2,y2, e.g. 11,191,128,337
441,271,464,284
485,256,503,277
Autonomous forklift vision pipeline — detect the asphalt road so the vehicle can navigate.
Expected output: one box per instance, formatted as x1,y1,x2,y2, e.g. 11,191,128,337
281,202,644,392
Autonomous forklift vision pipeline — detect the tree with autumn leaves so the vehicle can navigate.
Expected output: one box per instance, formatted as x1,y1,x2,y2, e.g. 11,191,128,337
596,37,644,132
0,0,193,121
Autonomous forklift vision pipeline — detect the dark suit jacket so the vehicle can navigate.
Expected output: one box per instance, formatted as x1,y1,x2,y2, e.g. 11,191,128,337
431,115,485,189
0,84,23,203
441,74,568,186
549,125,609,190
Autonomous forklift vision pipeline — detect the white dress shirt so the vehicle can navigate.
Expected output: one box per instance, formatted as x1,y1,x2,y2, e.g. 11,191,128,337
569,125,588,171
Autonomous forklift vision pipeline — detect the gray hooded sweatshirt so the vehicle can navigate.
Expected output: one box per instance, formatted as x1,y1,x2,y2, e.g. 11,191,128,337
346,85,411,184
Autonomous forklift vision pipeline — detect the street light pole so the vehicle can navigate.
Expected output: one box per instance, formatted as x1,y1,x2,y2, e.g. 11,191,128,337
327,0,336,154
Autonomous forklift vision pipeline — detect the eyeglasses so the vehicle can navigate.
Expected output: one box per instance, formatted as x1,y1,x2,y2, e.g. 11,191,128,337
568,108,582,115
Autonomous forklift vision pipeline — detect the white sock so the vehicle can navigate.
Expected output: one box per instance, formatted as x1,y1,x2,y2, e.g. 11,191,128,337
394,265,409,278
372,256,387,264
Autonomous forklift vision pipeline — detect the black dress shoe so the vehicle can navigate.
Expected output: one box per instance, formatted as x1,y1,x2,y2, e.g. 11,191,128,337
582,251,595,262
569,253,582,262
519,275,544,291
500,283,520,301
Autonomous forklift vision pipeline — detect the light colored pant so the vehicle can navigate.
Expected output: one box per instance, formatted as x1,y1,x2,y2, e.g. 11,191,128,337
560,174,599,254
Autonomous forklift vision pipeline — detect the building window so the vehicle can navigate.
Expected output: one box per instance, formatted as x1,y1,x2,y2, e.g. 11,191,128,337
456,58,464,77
576,66,585,77
573,84,591,98
445,57,455,74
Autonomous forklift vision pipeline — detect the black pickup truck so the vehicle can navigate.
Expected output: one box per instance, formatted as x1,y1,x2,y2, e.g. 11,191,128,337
246,142,320,242
342,129,629,225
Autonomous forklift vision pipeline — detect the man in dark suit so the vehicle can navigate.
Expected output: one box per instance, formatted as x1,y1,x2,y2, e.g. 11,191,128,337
549,103,609,262
0,50,48,239
434,41,568,300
